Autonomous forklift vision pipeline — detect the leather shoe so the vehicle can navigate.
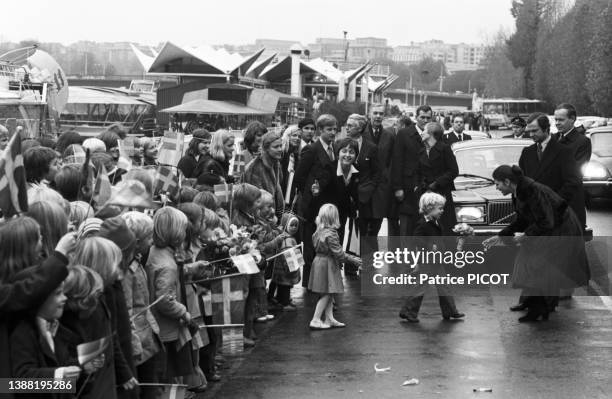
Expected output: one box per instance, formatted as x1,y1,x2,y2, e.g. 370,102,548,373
399,313,419,323
206,373,221,382
443,313,465,320
509,303,527,312
188,383,208,393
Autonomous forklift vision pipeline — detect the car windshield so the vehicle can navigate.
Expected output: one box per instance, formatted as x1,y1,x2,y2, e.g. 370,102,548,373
454,145,527,179
591,132,612,157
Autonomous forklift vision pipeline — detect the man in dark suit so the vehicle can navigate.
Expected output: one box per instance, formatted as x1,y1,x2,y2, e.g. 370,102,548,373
346,114,381,237
443,114,472,145
519,113,582,217
364,105,397,235
391,105,429,236
294,114,338,286
503,116,531,139
553,103,591,229
511,113,582,311
553,103,592,300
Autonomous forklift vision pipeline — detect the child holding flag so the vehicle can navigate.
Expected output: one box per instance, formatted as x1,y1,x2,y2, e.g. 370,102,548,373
270,213,302,311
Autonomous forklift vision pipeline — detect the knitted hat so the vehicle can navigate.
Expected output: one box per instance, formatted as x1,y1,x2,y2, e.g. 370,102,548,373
77,217,103,240
98,215,136,252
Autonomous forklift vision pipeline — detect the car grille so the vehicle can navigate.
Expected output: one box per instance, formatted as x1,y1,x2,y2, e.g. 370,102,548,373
488,201,516,225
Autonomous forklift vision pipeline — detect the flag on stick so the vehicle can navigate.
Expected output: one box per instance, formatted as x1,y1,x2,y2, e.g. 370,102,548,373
283,245,305,272
154,165,179,198
231,254,259,274
158,132,185,167
77,335,110,365
207,274,245,325
92,163,112,207
229,152,246,177
213,183,233,204
0,131,27,217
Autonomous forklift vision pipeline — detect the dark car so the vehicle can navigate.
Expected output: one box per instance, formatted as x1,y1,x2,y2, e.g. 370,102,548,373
583,126,612,204
451,139,532,235
452,138,593,240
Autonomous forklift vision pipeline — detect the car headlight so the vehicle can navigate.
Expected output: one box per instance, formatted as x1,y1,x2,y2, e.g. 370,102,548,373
455,206,485,223
582,161,609,179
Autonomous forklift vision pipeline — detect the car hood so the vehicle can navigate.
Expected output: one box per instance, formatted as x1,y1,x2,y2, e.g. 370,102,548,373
453,183,510,203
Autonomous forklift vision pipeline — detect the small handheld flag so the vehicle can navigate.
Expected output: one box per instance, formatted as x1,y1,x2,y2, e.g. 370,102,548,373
231,254,259,274
154,165,179,198
213,183,233,204
77,336,110,365
0,131,27,217
282,246,305,272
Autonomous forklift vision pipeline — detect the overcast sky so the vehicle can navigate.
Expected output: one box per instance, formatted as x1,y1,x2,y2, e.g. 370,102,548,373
1,0,515,46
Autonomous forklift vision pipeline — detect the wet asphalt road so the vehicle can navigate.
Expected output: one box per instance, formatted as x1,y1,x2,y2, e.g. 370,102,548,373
200,277,612,399
198,134,612,399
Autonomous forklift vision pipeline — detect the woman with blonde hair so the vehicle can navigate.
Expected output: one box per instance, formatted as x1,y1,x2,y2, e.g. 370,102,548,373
72,237,139,396
27,201,69,259
196,130,235,187
59,265,115,399
308,204,361,330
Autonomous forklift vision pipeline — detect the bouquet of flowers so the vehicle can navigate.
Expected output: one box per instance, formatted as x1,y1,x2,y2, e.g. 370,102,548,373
452,223,475,251
200,225,261,275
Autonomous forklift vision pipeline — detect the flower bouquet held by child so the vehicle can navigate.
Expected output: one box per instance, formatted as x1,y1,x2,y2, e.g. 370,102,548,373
453,222,475,251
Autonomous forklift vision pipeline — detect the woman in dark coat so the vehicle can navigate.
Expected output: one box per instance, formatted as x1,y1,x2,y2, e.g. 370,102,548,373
196,130,235,188
483,165,590,322
243,131,285,219
415,122,459,234
332,138,359,246
177,129,211,179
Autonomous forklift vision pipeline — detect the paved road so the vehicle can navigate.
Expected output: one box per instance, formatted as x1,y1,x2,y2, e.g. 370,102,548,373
198,202,612,398
200,276,611,399
197,144,612,398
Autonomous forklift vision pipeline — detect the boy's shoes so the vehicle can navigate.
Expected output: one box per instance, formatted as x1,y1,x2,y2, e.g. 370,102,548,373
267,298,283,310
206,373,222,382
243,338,256,347
510,303,527,311
399,312,419,323
309,320,331,330
256,316,267,323
188,383,208,393
443,313,465,320
266,314,275,320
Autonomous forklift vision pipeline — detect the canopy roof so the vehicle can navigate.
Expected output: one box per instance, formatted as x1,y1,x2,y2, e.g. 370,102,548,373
160,99,273,115
258,56,363,85
67,87,152,105
247,89,306,113
147,42,264,76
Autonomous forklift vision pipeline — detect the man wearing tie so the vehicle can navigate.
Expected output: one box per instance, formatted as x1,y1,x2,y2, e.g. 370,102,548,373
364,104,397,236
553,103,591,300
503,116,530,139
294,114,338,286
553,103,591,229
511,112,581,312
443,115,472,145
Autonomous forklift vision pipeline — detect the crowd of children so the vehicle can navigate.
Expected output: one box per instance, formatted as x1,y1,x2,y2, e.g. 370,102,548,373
0,124,364,399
